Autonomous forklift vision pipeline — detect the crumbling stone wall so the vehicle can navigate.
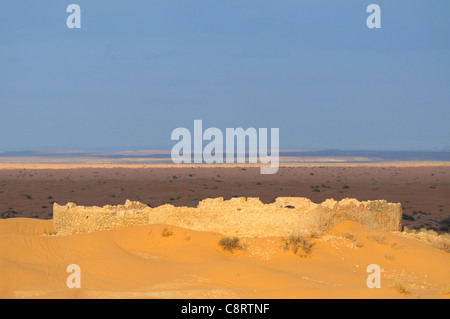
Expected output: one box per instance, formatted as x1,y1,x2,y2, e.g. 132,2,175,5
53,197,403,237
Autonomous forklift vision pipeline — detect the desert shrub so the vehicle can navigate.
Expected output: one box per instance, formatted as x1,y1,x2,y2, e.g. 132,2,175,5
384,252,395,261
404,227,450,253
219,236,244,253
283,235,315,258
403,227,417,234
432,240,450,253
341,232,355,241
421,229,438,236
161,228,173,237
43,228,57,236
402,213,415,221
309,232,321,239
355,241,364,248
367,233,387,245
393,280,408,295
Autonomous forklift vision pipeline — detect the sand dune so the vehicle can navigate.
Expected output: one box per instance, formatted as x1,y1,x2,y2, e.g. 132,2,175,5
0,218,448,299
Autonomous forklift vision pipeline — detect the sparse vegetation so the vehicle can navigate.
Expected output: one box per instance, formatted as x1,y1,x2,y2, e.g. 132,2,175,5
384,252,395,261
403,227,450,253
403,226,418,234
355,241,364,248
402,213,415,221
431,239,450,253
219,236,244,253
283,235,315,258
340,232,364,247
308,232,320,239
420,228,438,236
367,233,387,245
412,210,430,216
393,280,408,295
43,228,56,236
341,232,355,241
161,228,173,237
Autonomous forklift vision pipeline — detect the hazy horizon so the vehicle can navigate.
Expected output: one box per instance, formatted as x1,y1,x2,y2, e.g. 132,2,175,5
2,147,450,153
1,149,450,165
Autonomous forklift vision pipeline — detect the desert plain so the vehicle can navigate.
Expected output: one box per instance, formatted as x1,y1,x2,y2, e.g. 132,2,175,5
0,163,449,299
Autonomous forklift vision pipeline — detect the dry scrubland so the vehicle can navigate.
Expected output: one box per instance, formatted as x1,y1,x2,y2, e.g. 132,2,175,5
0,165,448,233
0,165,449,298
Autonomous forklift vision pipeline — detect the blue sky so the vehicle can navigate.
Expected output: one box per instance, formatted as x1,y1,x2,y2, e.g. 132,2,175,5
1,0,449,151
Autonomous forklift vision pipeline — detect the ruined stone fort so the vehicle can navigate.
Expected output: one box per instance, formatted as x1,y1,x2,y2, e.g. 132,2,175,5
53,197,403,237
